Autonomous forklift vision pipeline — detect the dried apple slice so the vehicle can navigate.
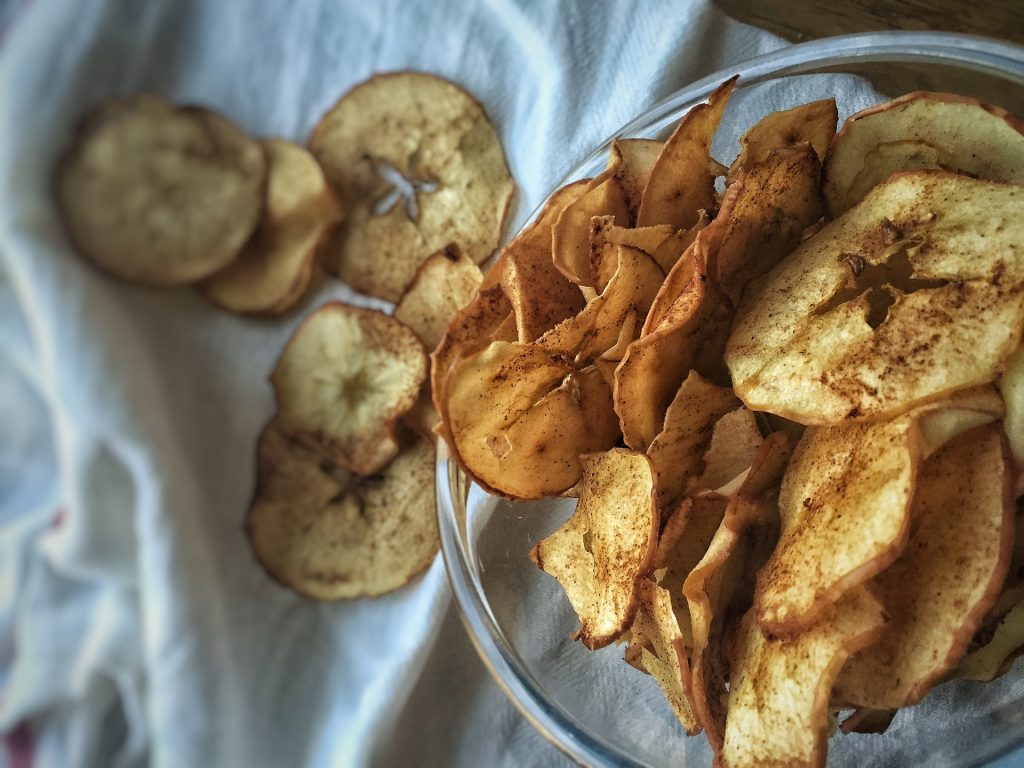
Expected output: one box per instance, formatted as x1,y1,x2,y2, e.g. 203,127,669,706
502,180,589,341
729,98,837,177
271,302,427,476
202,138,342,315
999,344,1024,486
610,138,665,219
727,172,1024,425
444,342,618,498
431,284,511,423
636,77,736,229
958,598,1024,682
589,215,675,293
394,244,483,351
530,449,658,649
246,421,437,600
58,96,266,286
693,408,764,493
551,173,629,286
719,588,887,768
834,424,1013,708
628,579,701,734
646,371,739,509
825,91,1024,215
310,71,514,301
755,389,1004,638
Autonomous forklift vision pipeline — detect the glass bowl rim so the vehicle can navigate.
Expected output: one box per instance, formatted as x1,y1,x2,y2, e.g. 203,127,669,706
436,29,1024,768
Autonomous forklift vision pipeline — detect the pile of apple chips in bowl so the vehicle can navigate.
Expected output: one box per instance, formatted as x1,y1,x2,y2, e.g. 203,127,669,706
435,80,1024,766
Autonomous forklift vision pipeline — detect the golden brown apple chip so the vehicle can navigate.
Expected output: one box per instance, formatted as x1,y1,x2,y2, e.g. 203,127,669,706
646,371,739,509
271,302,427,476
310,72,514,301
589,215,675,293
825,91,1024,215
694,407,764,493
551,173,629,286
628,579,701,734
958,598,1024,682
501,180,589,341
755,390,1004,638
246,422,437,600
201,138,342,315
729,98,837,177
709,144,825,302
444,342,618,498
58,96,266,286
636,77,736,229
610,138,665,219
531,450,657,650
719,589,887,768
834,424,1013,708
999,345,1024,489
685,493,780,752
727,172,1024,425
394,244,483,351
430,284,511,425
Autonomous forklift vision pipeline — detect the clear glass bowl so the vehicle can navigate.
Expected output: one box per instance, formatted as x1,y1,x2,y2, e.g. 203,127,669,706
436,31,1024,768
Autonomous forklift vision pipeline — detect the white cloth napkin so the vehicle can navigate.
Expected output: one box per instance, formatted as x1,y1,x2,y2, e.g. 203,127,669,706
0,1,810,766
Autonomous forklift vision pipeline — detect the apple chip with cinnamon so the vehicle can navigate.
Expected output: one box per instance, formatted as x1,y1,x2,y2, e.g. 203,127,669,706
310,71,514,301
530,449,658,649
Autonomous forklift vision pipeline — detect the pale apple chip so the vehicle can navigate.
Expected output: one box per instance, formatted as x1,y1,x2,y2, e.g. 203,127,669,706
610,138,665,219
636,77,736,229
444,342,618,498
755,390,1004,638
646,371,739,509
825,91,1024,216
271,303,427,476
685,494,780,751
501,181,589,341
394,244,483,351
729,98,837,178
530,449,658,649
402,387,439,443
246,421,437,600
202,138,341,315
720,588,887,768
551,173,629,286
58,96,266,286
694,407,764,493
839,708,897,735
834,424,1013,708
310,71,514,301
628,579,701,734
727,172,1024,425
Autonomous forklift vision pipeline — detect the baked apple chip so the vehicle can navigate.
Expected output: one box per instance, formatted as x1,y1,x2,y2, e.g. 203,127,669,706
628,579,700,734
246,421,437,600
530,449,658,649
310,71,514,301
727,172,1024,425
58,96,266,286
551,172,629,286
755,389,1004,638
610,137,665,219
720,588,887,768
394,243,483,351
636,77,735,229
202,138,342,315
646,371,739,509
825,91,1024,215
444,342,618,498
271,302,427,476
729,97,837,177
502,180,589,341
834,424,1013,708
